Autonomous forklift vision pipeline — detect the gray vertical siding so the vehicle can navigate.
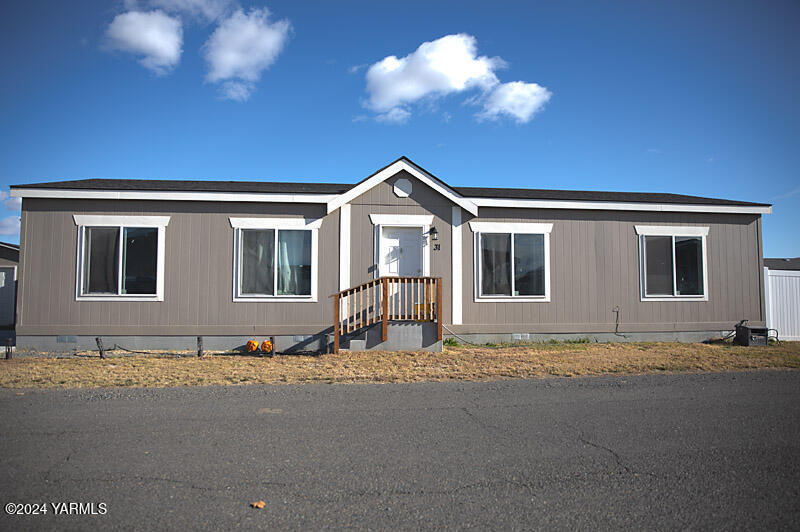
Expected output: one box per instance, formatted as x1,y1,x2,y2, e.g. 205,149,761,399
457,208,765,333
16,171,766,337
17,198,339,335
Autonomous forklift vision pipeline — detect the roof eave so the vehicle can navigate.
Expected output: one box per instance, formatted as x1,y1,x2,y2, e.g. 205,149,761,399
470,197,772,214
10,188,338,204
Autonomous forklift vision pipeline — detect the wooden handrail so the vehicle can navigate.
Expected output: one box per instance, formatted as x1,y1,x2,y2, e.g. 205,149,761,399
332,276,442,353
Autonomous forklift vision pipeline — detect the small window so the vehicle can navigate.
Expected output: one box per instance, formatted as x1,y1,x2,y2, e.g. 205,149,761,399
477,231,548,299
637,226,708,300
78,225,162,299
234,228,315,300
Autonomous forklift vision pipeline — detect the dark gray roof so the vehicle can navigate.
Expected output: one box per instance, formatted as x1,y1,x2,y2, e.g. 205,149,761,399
453,186,769,207
11,160,770,208
764,257,800,270
11,178,354,195
0,241,19,263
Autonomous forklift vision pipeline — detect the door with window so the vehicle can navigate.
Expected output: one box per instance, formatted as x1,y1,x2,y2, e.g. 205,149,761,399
380,226,423,315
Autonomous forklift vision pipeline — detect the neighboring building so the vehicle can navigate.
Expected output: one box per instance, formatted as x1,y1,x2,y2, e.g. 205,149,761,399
764,257,800,271
0,241,19,329
764,257,800,341
10,157,772,352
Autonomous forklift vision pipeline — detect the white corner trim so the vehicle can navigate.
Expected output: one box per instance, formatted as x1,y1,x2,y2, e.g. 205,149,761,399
369,214,434,226
229,217,323,230
339,204,351,291
327,159,479,216
451,206,462,324
634,225,709,237
73,215,170,227
14,188,336,204
470,197,772,215
469,221,553,234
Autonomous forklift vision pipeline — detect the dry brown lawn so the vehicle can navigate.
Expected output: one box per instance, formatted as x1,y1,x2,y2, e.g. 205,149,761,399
1,341,799,389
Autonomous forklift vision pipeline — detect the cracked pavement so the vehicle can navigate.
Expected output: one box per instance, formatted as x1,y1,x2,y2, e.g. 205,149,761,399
1,371,799,529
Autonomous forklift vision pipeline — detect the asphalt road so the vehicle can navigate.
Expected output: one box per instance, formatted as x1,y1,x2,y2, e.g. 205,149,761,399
1,371,799,530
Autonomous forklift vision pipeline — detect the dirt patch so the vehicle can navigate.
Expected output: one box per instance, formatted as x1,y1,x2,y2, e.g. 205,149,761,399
1,341,798,389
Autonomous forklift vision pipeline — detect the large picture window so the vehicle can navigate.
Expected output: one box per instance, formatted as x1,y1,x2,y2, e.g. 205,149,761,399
470,222,552,302
231,217,320,302
636,225,708,300
237,229,312,297
74,215,169,301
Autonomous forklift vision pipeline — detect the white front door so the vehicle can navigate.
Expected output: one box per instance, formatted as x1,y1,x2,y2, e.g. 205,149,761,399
381,227,423,277
380,226,424,316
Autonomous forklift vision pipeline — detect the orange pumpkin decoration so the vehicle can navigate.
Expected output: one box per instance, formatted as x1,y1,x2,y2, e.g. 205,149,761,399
246,339,259,352
260,340,273,353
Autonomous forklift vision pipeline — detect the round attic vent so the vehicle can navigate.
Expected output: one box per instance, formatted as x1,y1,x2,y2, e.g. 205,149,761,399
393,178,412,198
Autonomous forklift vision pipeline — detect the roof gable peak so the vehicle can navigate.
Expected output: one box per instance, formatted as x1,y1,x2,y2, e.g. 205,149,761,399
326,157,479,216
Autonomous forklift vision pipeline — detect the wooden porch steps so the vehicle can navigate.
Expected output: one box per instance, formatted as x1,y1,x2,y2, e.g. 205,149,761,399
331,276,443,354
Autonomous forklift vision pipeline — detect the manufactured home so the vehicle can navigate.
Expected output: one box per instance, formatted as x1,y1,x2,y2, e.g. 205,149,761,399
10,157,771,352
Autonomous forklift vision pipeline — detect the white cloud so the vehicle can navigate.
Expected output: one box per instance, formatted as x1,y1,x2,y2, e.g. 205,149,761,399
218,81,253,102
0,216,19,237
202,8,290,101
364,34,502,118
375,107,411,124
105,10,183,74
148,0,233,21
771,185,800,202
4,197,21,211
361,33,550,124
478,81,552,124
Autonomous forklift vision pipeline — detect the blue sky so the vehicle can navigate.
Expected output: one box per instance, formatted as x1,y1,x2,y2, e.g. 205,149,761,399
1,0,798,256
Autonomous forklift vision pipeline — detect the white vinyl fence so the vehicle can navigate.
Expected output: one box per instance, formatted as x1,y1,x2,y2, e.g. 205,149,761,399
765,267,800,341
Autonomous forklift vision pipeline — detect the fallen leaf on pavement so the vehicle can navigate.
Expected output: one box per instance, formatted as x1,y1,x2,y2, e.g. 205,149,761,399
251,501,266,509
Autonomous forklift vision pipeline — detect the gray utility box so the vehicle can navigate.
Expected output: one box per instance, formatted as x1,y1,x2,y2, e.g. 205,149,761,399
734,324,768,346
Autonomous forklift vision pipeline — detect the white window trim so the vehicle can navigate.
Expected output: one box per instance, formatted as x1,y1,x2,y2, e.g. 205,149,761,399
469,221,553,235
73,215,170,227
634,225,709,237
230,218,319,303
636,226,709,302
470,223,552,303
74,217,169,302
369,214,433,227
370,214,432,279
229,217,323,230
